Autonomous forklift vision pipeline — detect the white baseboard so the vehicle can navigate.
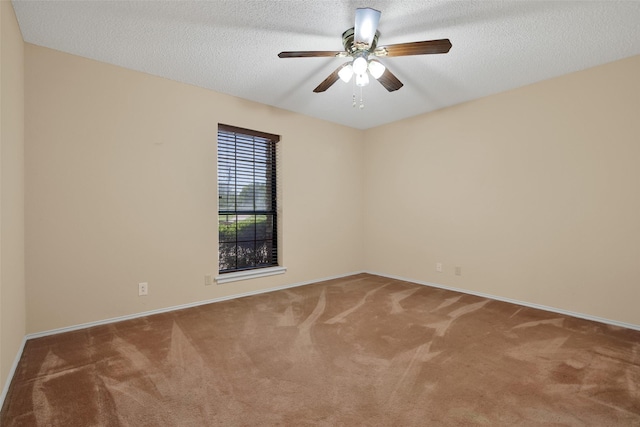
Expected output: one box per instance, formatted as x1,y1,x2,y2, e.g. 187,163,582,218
0,271,363,410
26,270,366,340
0,336,27,411
7,269,637,411
0,271,364,409
366,270,640,332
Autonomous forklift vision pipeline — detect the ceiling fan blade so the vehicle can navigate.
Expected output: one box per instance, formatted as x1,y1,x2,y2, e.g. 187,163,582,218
354,7,381,48
313,63,349,93
377,68,403,92
278,51,346,58
374,39,452,57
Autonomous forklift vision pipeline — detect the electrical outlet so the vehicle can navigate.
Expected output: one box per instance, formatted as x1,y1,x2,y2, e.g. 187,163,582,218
138,282,148,296
205,275,213,286
436,262,443,273
455,266,462,276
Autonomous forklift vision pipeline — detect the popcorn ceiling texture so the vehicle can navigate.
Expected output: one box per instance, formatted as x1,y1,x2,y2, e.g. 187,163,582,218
2,274,639,425
11,0,640,129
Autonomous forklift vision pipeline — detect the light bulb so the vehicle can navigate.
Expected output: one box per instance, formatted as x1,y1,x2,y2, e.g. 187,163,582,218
352,56,368,75
355,73,369,87
368,60,386,79
338,64,353,83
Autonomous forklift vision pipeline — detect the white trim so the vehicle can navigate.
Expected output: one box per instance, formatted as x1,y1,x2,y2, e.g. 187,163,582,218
25,270,640,338
0,336,27,410
26,270,363,340
215,266,287,285
366,270,640,332
13,269,638,404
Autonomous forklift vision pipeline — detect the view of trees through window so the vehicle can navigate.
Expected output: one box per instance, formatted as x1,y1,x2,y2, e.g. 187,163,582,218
218,125,278,273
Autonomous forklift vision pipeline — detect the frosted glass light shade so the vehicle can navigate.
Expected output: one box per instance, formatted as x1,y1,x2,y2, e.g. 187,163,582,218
352,56,368,75
355,73,370,87
368,60,385,79
338,64,353,83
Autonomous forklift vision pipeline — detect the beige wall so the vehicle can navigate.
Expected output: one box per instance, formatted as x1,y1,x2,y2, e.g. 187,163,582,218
0,0,26,387
25,44,364,333
364,55,640,326
21,40,640,334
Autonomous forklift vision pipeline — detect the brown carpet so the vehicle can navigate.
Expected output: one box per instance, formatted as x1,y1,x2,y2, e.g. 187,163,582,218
2,273,639,426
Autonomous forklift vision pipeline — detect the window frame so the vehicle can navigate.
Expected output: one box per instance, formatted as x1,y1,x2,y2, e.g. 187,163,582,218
216,124,283,280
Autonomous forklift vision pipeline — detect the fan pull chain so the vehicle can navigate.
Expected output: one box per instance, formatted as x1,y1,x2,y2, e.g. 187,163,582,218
352,80,357,108
351,80,365,110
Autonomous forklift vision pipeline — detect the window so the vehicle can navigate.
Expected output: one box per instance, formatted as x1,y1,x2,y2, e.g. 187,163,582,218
217,124,279,274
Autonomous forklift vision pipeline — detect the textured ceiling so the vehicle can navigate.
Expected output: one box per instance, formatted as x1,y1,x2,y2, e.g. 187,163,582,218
12,1,640,130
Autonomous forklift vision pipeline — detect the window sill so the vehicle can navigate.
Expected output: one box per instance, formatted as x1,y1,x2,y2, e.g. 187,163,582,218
215,266,287,285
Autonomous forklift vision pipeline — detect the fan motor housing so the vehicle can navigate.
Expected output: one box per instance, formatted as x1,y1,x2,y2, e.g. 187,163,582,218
342,27,380,54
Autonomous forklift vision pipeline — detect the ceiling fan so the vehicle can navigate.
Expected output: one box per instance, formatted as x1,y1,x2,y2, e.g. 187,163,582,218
278,7,452,93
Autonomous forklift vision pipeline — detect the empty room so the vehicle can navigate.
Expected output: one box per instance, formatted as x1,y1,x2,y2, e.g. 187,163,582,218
1,1,639,425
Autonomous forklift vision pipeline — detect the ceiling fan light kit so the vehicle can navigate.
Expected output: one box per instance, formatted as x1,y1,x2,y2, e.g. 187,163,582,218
352,55,368,75
278,7,452,107
355,72,370,88
368,60,386,79
338,64,354,83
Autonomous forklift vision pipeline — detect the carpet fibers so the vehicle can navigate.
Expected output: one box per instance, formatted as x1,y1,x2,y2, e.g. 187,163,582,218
2,274,639,426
